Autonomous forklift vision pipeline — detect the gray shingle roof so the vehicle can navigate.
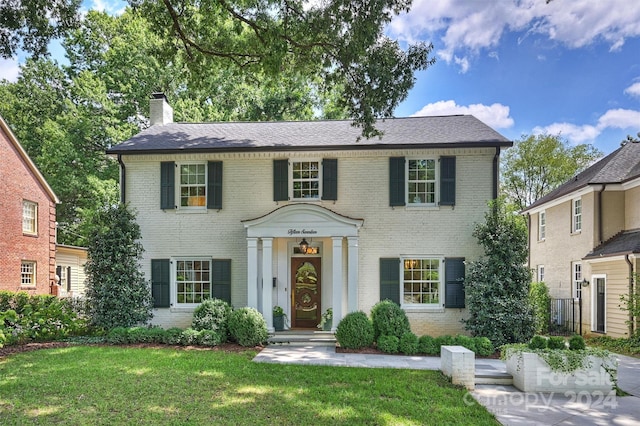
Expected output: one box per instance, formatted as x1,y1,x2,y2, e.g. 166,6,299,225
107,115,511,154
584,229,640,259
523,141,640,212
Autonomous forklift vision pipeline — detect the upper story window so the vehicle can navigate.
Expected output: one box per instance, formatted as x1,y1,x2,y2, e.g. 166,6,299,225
179,163,206,208
572,262,582,299
21,261,36,286
407,159,436,205
538,211,546,241
572,198,582,233
292,160,320,200
22,200,37,234
402,257,442,306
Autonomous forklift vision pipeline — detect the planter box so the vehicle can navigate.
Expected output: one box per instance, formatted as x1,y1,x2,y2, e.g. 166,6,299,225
273,315,285,331
506,351,616,393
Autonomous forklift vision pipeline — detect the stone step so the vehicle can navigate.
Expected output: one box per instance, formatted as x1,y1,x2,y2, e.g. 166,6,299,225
268,331,336,346
475,371,513,385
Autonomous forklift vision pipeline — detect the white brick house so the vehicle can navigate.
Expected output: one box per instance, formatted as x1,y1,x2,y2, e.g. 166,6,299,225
107,94,512,334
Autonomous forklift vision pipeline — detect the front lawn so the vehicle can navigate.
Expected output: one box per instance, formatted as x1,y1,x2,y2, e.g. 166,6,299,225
0,346,497,425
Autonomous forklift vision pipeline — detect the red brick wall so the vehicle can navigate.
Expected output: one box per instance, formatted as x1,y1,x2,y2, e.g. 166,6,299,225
0,126,57,295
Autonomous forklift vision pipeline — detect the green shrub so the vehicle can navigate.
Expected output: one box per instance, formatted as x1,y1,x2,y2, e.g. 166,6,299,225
228,307,268,347
335,311,374,349
548,336,566,350
162,327,184,345
474,337,494,357
418,335,439,355
453,335,476,353
528,335,547,350
370,300,411,340
180,328,201,345
191,298,232,341
106,327,130,344
399,332,419,355
197,330,224,346
435,335,454,348
123,326,166,343
529,282,551,334
568,335,586,351
377,335,399,354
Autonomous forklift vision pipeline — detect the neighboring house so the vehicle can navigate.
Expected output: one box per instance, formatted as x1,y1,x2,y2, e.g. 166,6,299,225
107,93,512,334
522,140,640,338
0,115,60,295
55,244,89,298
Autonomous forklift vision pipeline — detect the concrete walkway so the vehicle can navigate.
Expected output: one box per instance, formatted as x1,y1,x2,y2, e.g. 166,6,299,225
253,345,640,425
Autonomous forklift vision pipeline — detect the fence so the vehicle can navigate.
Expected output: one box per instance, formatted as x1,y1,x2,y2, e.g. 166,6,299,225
548,297,582,336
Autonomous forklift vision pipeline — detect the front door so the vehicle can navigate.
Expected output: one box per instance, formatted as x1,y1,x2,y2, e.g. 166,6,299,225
291,257,321,328
595,277,606,333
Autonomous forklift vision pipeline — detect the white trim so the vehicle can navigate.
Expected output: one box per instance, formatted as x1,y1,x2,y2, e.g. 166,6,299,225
538,211,546,241
584,254,628,264
523,185,598,215
572,198,582,234
591,274,606,333
621,175,640,191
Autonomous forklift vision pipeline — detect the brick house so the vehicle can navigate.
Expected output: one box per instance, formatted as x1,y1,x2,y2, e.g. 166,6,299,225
107,94,512,334
522,140,640,337
0,115,59,295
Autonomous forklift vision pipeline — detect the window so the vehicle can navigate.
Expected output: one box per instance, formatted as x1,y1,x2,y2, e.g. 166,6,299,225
572,198,582,233
175,259,211,304
179,163,206,208
292,160,320,200
402,258,442,305
21,261,36,286
537,265,545,282
22,200,37,234
538,211,546,240
408,159,436,205
573,262,582,299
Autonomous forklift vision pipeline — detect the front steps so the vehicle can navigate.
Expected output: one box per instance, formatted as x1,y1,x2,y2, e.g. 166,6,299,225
268,330,336,346
475,371,514,385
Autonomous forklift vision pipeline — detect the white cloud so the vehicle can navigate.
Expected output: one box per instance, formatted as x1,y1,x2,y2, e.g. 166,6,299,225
624,82,640,98
84,0,127,15
0,58,20,82
534,108,640,144
411,100,514,129
388,0,640,72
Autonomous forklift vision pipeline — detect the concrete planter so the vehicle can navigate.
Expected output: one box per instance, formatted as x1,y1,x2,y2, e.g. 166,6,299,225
505,351,616,393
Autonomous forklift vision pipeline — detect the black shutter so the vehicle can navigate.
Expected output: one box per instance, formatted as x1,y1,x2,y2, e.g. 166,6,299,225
444,257,465,308
56,266,61,285
380,258,400,304
322,159,338,200
212,259,231,304
151,259,171,308
440,156,456,206
207,161,223,209
160,162,175,209
389,157,405,206
66,266,71,292
273,159,288,201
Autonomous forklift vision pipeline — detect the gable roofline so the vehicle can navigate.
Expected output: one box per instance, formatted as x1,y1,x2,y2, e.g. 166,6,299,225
0,115,60,204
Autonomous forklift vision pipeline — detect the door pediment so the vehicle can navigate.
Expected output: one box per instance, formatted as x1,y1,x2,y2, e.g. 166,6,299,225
243,203,363,238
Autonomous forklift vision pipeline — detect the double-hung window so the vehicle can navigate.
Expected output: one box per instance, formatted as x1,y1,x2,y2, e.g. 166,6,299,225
21,261,36,286
538,211,546,241
22,200,37,234
402,257,442,306
407,159,436,205
572,198,582,233
292,160,320,200
573,262,582,299
175,259,211,305
537,265,545,282
179,164,206,208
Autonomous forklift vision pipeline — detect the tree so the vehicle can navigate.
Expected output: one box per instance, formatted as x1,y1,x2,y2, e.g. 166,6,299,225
132,0,435,137
464,199,536,347
501,134,602,211
0,0,81,58
85,204,153,329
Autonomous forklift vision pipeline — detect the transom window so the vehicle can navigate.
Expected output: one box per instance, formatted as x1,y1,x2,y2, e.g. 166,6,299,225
176,259,211,304
539,211,546,241
572,199,582,233
21,261,36,286
573,262,582,299
402,258,441,305
407,159,436,205
292,160,320,199
179,164,206,207
22,200,37,234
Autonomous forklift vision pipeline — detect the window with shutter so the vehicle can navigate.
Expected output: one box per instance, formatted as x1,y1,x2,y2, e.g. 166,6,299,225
322,159,338,200
160,162,175,209
389,157,405,206
439,156,456,206
444,257,465,308
207,161,223,209
273,159,288,201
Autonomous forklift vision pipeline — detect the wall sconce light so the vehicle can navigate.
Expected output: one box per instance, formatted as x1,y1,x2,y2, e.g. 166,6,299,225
299,238,309,254
581,278,590,287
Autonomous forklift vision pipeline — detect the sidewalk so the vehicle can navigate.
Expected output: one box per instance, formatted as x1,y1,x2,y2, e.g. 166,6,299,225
253,345,640,425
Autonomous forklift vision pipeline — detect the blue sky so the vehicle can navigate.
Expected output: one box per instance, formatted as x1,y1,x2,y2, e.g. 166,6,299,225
1,0,639,155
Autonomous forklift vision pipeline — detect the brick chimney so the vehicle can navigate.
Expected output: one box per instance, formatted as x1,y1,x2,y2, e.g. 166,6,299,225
149,92,173,125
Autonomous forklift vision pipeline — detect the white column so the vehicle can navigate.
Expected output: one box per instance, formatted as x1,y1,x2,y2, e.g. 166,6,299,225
347,236,359,313
262,238,274,332
332,237,343,332
247,238,258,309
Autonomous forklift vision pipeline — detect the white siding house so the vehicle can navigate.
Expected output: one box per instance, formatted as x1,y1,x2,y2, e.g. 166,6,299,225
107,94,512,335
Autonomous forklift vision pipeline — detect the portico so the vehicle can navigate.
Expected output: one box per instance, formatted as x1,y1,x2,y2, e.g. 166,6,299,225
243,204,363,332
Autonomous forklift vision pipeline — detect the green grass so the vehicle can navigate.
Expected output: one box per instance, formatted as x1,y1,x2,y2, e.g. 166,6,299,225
0,346,498,425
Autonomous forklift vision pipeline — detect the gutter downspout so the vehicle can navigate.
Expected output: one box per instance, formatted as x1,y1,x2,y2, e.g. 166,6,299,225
526,213,531,271
625,254,634,337
492,147,500,200
117,154,126,203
